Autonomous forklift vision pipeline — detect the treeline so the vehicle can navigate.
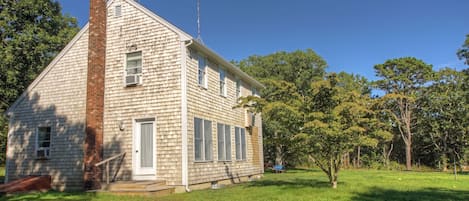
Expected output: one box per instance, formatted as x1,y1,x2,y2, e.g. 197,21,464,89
236,35,469,187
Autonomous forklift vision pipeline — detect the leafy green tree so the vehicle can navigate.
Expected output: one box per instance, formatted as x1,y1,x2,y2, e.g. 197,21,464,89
416,68,468,170
0,0,78,164
298,74,384,188
457,34,469,65
237,80,303,166
374,57,433,170
238,49,327,166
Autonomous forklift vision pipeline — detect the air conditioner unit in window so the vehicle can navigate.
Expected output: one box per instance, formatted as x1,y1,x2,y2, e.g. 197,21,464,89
125,74,141,86
36,148,50,159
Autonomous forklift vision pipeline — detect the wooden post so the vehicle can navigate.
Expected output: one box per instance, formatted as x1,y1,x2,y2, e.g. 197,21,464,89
106,162,110,184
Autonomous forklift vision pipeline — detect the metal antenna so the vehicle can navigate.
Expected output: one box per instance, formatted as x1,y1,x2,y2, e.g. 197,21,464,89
196,0,203,43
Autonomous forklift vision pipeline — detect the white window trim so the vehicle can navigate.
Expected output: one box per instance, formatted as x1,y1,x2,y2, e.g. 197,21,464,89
198,55,208,89
194,118,212,162
217,123,231,161
124,51,143,86
35,126,51,159
219,67,227,97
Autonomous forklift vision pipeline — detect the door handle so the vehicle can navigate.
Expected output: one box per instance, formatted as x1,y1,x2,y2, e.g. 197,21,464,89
136,150,139,153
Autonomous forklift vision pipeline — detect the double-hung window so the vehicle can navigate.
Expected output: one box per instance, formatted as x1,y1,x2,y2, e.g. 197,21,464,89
194,118,212,161
125,51,142,86
217,123,231,161
219,68,227,96
198,55,207,88
235,127,246,160
236,79,241,99
36,127,51,158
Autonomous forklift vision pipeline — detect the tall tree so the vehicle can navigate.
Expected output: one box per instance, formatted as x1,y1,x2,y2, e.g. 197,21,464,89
0,0,78,164
457,34,469,65
374,57,433,170
416,68,468,170
298,74,384,188
237,49,327,166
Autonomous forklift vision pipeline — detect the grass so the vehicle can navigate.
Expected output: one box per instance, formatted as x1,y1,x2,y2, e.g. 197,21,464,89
0,166,4,184
2,168,469,201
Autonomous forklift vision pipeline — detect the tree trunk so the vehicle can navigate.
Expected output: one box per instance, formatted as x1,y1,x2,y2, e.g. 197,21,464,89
441,155,448,172
357,146,361,168
274,132,283,165
405,141,412,170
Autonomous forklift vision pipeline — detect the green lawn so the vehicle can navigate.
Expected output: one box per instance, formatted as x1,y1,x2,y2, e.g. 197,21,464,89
0,166,4,184
3,169,469,201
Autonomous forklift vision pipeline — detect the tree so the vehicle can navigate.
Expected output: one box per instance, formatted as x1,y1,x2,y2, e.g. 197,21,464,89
374,57,433,170
237,49,327,166
298,74,384,188
416,68,468,171
457,34,469,65
0,0,78,164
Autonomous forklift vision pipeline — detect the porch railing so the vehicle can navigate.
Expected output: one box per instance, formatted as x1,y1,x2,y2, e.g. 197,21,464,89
95,152,126,184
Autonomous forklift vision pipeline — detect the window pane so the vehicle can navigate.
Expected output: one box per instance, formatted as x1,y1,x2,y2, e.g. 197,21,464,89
235,127,240,160
204,120,212,160
241,128,246,160
40,141,50,148
217,124,224,160
236,80,241,98
219,68,225,80
198,56,206,86
225,125,231,161
38,127,51,148
140,123,153,168
126,52,142,75
194,118,203,161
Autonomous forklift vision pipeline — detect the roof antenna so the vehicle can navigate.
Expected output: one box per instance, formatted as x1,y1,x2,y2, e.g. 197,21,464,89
196,0,203,43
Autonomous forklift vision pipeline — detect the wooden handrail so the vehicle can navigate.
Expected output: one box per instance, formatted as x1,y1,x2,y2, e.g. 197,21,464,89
95,152,126,166
95,152,126,184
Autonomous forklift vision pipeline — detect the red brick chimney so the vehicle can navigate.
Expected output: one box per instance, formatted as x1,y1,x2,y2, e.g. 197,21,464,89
84,0,106,190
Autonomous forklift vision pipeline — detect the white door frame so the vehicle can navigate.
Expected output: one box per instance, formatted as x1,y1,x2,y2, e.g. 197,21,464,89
132,117,157,180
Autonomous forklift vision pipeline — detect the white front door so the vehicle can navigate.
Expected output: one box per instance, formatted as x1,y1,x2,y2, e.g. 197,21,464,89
133,119,156,180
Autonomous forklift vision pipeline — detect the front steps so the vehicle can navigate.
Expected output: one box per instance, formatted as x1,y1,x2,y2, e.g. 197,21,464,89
99,180,175,196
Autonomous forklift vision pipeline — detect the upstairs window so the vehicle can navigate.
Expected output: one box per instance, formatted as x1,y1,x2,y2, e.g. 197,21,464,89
36,127,51,158
125,51,142,86
219,68,227,96
235,127,246,160
198,55,207,88
115,5,122,17
194,117,212,161
236,79,241,99
252,87,258,96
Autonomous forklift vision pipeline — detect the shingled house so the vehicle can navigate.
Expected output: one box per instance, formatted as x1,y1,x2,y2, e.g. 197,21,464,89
4,0,263,192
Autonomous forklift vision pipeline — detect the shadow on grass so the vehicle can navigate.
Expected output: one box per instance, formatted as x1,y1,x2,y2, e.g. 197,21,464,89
247,178,333,189
351,187,469,201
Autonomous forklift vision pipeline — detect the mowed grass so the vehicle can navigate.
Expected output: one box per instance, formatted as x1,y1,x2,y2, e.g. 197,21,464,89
0,166,4,184
3,169,469,201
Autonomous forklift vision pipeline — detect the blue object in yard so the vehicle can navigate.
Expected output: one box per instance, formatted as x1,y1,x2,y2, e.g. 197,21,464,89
273,165,285,173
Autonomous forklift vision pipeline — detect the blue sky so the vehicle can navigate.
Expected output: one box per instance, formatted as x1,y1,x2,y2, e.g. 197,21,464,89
57,0,469,80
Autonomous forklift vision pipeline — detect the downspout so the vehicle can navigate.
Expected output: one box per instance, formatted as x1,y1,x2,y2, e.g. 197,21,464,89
180,39,192,192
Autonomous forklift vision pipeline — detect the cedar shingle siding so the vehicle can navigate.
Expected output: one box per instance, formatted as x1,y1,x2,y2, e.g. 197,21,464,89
5,0,263,191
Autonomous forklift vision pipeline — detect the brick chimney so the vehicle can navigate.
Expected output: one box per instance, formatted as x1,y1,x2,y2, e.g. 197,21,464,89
84,0,106,190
